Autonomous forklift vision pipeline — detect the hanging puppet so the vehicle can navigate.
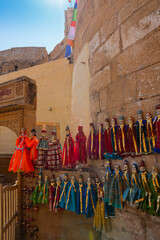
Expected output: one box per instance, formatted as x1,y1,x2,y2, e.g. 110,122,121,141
146,112,156,153
38,175,49,204
62,126,75,169
85,176,96,217
123,160,131,204
104,119,113,155
137,160,151,212
25,129,39,166
135,110,149,155
46,130,62,171
76,175,86,215
148,166,160,216
65,176,78,212
117,116,128,157
49,175,56,211
75,126,87,165
53,176,62,212
31,171,43,205
126,117,139,157
130,163,141,205
9,127,34,173
103,159,115,218
109,165,123,209
154,104,160,153
59,173,70,210
95,123,105,159
36,125,49,168
87,123,96,160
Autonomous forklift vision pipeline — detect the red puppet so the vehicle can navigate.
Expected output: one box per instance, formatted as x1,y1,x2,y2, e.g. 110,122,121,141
87,123,96,160
154,104,160,153
62,126,75,169
126,117,139,157
104,118,113,154
75,126,87,165
117,116,128,157
9,128,34,173
25,129,39,165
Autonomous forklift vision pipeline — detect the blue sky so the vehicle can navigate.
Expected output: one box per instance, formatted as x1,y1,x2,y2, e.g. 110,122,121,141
0,0,72,53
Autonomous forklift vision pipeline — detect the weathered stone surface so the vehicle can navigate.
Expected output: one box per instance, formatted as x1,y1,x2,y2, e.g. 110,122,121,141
90,65,110,94
90,30,120,76
106,79,123,109
100,15,117,43
137,63,160,100
89,32,100,56
146,220,160,240
118,0,150,25
117,28,160,76
122,73,137,104
100,88,107,112
121,0,160,49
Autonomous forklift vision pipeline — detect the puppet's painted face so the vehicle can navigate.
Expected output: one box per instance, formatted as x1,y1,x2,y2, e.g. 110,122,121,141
152,166,157,174
95,177,99,183
128,117,133,124
71,176,75,182
124,164,128,172
138,114,143,120
57,177,61,184
64,175,68,181
111,119,115,127
66,130,70,137
87,177,91,184
100,190,104,198
106,160,110,168
132,165,137,173
50,178,55,186
140,166,146,173
119,119,124,125
102,176,105,184
98,124,102,131
156,108,160,116
30,132,34,137
90,125,94,132
146,113,151,120
79,177,83,184
21,128,25,136
105,121,109,128
52,135,57,141
45,176,48,183
115,165,119,173
38,174,42,182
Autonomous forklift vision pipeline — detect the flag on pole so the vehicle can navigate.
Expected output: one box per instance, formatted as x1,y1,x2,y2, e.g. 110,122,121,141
65,0,78,58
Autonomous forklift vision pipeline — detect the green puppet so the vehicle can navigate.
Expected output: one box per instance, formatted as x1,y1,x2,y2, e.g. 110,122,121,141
31,171,43,205
38,175,49,204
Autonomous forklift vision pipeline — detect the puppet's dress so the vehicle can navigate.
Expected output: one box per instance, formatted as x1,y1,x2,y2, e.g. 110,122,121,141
9,135,34,173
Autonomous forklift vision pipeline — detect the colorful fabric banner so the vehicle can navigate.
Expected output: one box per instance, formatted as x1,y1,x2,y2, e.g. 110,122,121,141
65,0,78,58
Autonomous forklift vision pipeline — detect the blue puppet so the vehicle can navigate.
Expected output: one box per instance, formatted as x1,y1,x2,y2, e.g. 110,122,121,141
65,176,78,212
85,176,96,217
130,163,141,205
59,173,70,210
77,175,86,215
123,160,131,203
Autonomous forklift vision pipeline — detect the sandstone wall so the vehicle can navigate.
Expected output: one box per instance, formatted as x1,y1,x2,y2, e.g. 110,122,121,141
0,47,48,76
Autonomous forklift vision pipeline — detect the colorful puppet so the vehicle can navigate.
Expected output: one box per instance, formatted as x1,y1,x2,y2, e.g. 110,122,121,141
26,129,38,166
103,159,115,217
31,171,43,205
109,165,123,209
154,104,160,153
130,163,141,205
135,110,149,155
9,128,34,173
62,126,75,168
77,175,86,215
59,173,70,210
53,177,62,212
75,126,87,165
95,123,105,159
146,112,156,153
117,116,128,157
85,176,96,217
65,176,78,212
46,130,62,170
49,175,56,211
104,119,113,154
36,125,49,168
38,175,49,204
126,117,139,157
123,160,131,203
87,123,96,159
